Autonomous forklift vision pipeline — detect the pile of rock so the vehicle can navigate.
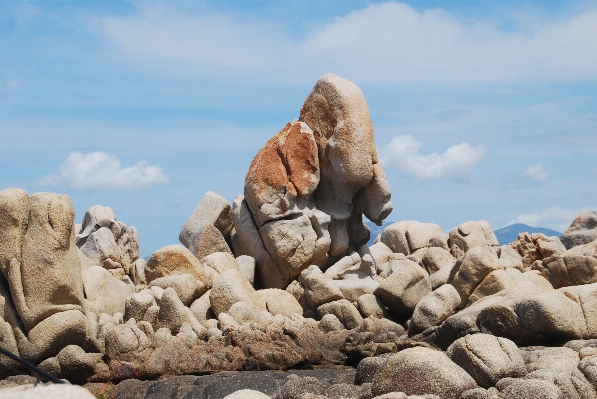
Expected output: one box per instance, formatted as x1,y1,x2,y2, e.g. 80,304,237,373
1,75,597,399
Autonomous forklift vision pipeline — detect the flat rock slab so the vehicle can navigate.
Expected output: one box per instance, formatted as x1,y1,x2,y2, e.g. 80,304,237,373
91,369,357,399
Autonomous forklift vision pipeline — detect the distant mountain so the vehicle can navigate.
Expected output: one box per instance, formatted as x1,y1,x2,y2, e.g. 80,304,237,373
493,223,562,246
365,220,395,246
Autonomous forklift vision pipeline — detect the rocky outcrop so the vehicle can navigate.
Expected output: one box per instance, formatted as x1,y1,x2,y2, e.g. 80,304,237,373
561,211,597,249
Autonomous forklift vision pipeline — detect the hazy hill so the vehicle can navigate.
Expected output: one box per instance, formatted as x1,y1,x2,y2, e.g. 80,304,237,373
493,223,561,245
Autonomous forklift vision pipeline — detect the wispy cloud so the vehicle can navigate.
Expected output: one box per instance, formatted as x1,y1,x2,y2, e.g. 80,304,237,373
95,2,597,84
378,135,486,181
508,205,597,232
35,152,169,191
524,164,549,182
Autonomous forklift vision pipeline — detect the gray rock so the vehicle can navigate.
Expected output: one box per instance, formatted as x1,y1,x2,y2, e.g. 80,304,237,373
379,221,419,255
258,288,303,317
148,274,207,306
179,191,233,249
499,379,563,399
409,283,460,334
188,224,233,261
422,247,456,275
299,265,344,309
372,347,478,399
82,266,134,315
449,220,499,259
406,223,444,252
209,268,267,317
561,211,597,249
446,333,527,388
236,255,256,286
317,299,363,329
375,259,431,319
318,313,345,332
357,293,388,319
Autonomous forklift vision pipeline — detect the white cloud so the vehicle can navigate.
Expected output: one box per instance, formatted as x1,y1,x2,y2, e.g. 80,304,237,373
524,164,549,182
95,2,597,84
36,152,169,191
508,205,597,232
379,135,486,181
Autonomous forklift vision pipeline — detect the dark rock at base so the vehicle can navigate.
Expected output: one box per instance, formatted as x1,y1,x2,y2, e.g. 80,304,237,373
199,372,280,399
145,375,199,399
104,378,151,399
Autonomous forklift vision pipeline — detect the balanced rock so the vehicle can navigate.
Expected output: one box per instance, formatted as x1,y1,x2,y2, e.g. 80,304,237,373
179,191,233,249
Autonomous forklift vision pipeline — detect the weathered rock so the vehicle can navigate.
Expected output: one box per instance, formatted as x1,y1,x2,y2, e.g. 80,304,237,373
210,269,267,317
522,346,580,373
318,313,346,332
179,191,233,250
188,224,233,261
231,195,283,289
446,333,526,388
200,252,239,275
357,294,389,319
422,247,456,275
131,258,147,286
375,259,431,319
511,232,543,269
76,205,117,247
300,74,393,257
467,268,552,306
379,221,418,255
406,223,443,253
258,288,303,317
499,379,563,399
429,234,450,251
124,290,155,322
561,211,597,249
299,265,344,310
354,354,393,385
148,274,206,307
80,227,124,270
448,246,502,309
498,245,524,271
366,242,394,272
449,221,499,259
409,284,460,334
244,121,330,282
533,240,597,288
534,234,567,258
317,299,364,330
236,255,256,286
525,367,597,399
83,266,135,315
477,290,586,344
55,344,103,383
145,245,209,286
371,347,478,399
189,290,215,324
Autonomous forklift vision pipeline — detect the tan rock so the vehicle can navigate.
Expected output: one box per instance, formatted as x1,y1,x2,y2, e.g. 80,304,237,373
406,223,444,252
300,74,392,257
467,268,552,306
533,233,566,258
189,290,215,324
379,221,418,255
188,224,232,260
200,251,238,275
299,265,344,309
179,191,233,249
533,240,597,288
145,245,209,286
236,255,255,285
561,211,597,249
449,220,499,258
335,277,380,303
498,245,523,271
318,313,345,332
316,299,363,329
374,259,431,318
511,232,542,268
446,333,526,388
82,266,135,315
231,195,284,288
148,274,207,306
258,288,303,316
124,290,155,322
209,268,266,317
422,247,456,275
357,293,388,319
409,283,460,334
155,287,190,334
449,246,502,309
372,347,478,399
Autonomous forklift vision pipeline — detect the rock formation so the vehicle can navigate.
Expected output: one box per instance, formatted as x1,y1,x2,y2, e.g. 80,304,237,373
2,75,597,399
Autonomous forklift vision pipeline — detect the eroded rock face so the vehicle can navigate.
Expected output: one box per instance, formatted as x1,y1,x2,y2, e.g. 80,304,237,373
561,211,597,249
240,75,392,289
0,189,97,362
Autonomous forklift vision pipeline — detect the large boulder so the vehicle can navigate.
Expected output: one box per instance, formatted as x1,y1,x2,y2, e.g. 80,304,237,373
533,239,597,288
449,221,499,259
561,211,597,249
371,347,478,399
446,333,527,388
82,266,135,315
378,221,418,255
374,259,431,319
300,74,393,258
209,269,267,317
406,223,444,253
409,283,460,334
448,246,502,309
179,191,233,250
0,189,97,362
258,288,303,317
145,245,209,286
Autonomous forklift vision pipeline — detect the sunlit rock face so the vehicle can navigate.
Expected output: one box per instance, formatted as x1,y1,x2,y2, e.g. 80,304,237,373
241,74,393,288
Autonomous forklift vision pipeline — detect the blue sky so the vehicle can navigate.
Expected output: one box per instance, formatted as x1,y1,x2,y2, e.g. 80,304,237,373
1,0,596,257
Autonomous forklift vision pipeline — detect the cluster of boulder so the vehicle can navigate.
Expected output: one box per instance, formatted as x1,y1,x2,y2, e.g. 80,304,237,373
1,74,597,399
